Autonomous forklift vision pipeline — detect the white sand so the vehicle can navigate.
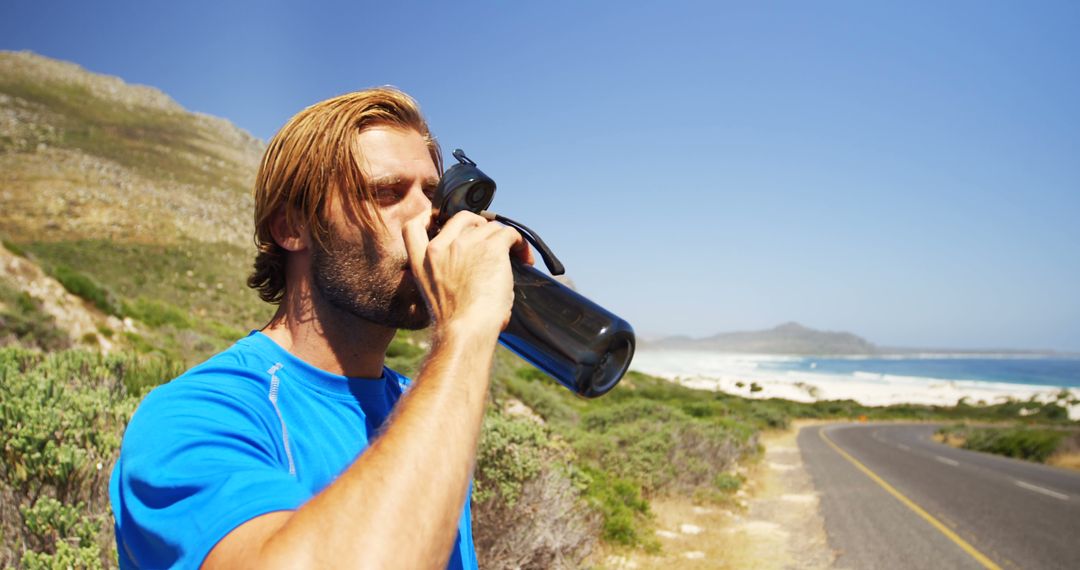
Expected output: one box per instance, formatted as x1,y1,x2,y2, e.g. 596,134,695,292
631,350,1080,420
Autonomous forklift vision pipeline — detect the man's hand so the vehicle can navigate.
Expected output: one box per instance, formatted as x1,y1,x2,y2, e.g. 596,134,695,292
402,211,533,336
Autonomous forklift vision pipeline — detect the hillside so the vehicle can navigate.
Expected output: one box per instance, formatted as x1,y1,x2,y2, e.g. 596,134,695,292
647,321,878,355
0,50,271,361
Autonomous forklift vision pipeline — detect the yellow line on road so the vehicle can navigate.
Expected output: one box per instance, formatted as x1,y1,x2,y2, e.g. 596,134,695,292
818,427,1002,570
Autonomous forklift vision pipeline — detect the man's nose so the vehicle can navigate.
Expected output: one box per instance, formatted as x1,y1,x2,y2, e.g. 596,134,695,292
404,184,434,229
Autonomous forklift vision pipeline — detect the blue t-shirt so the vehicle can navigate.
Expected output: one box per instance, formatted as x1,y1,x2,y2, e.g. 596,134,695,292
110,331,476,569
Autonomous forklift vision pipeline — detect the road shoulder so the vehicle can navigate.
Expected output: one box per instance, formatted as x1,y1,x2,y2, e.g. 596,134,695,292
599,420,835,569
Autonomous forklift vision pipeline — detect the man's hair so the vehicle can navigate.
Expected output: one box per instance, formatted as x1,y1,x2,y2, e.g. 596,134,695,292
248,87,442,304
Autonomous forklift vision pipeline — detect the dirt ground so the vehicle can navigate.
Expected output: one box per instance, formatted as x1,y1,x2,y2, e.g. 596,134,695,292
590,421,835,569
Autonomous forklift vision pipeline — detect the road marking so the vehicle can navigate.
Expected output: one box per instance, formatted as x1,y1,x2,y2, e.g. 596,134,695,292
819,427,1002,570
1015,480,1069,501
898,444,911,451
936,456,960,467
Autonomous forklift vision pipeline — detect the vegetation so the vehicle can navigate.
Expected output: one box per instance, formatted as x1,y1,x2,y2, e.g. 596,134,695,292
0,278,70,351
937,423,1079,464
0,349,180,568
8,238,272,363
2,325,1076,569
47,265,122,317
22,239,269,336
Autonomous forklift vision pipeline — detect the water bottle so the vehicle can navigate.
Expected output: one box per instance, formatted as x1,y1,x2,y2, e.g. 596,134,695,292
431,150,635,397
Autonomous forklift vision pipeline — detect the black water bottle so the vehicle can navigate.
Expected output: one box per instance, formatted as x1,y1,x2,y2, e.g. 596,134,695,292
432,150,635,398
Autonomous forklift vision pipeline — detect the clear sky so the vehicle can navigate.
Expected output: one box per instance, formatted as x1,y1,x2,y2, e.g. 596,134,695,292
3,1,1078,351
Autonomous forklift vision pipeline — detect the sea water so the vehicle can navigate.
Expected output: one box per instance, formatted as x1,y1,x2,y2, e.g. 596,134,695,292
756,356,1080,389
630,351,1080,391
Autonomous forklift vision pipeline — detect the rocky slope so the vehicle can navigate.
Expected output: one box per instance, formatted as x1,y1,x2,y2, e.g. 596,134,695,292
0,50,263,246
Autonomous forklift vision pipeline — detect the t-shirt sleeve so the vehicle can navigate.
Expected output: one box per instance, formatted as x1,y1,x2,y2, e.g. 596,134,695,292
111,380,309,569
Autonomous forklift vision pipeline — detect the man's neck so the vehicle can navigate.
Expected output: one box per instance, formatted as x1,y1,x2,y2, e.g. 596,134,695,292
261,286,395,379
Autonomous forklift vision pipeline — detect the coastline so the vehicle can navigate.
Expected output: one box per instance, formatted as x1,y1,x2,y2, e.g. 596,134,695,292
631,350,1080,421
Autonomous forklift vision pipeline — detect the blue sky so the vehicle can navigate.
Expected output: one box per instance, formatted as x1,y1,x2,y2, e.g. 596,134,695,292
3,1,1078,350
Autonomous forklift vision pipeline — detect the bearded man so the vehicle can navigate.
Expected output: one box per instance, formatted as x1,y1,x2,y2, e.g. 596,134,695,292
110,88,531,569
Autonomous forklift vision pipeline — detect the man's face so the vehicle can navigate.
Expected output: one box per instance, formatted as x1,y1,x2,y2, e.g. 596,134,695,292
310,126,439,330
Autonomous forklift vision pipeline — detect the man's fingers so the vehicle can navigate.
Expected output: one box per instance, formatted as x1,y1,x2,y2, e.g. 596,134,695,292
491,225,531,263
512,237,534,266
434,211,487,245
465,223,533,265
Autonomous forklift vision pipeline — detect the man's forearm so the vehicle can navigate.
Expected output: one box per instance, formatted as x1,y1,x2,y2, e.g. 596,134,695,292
255,322,498,569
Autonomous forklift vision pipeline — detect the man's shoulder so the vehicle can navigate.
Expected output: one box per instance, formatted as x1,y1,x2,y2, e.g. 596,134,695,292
128,334,282,428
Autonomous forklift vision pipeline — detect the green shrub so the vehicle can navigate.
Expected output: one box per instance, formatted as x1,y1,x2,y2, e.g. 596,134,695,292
472,409,599,569
579,467,652,547
962,426,1068,463
19,240,272,345
386,336,424,360
572,400,755,497
2,238,27,257
21,541,104,570
49,265,122,317
122,298,190,329
714,472,744,493
473,411,549,505
0,348,178,567
203,320,245,343
0,281,70,351
385,334,426,377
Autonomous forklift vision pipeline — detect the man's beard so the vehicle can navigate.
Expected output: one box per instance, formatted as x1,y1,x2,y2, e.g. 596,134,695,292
311,228,431,330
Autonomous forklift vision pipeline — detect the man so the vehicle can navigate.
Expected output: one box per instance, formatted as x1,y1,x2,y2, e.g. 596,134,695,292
110,87,532,569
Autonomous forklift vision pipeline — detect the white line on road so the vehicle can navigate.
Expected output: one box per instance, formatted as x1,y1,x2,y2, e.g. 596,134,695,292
936,456,959,467
898,444,911,451
1015,480,1069,501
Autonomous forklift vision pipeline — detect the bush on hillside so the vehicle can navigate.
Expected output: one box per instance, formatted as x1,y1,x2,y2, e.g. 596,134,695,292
0,349,174,568
573,400,756,497
0,282,70,351
121,298,190,329
472,410,599,569
49,265,122,317
958,425,1069,463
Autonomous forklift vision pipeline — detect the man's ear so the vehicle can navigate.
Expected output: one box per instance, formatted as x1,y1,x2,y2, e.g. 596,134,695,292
269,208,310,252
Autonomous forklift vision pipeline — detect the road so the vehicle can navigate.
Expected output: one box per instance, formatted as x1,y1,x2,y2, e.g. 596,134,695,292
798,423,1080,570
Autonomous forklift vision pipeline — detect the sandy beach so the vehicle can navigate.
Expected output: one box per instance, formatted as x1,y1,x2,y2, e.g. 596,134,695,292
631,350,1080,420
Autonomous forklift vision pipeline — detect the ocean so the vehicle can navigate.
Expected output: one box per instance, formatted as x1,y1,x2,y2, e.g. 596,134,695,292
630,351,1080,391
756,356,1080,389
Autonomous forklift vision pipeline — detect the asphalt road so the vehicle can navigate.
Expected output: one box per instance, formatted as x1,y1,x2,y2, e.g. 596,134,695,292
799,423,1080,570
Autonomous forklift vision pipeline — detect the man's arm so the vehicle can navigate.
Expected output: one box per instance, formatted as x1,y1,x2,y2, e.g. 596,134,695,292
204,213,530,569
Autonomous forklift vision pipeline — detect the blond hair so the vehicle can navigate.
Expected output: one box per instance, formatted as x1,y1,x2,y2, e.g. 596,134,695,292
247,87,442,304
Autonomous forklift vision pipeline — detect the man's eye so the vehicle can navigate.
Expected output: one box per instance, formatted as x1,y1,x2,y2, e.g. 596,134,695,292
373,187,403,204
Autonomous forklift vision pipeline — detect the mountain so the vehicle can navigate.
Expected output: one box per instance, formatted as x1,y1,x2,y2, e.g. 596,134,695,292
0,51,271,361
646,322,879,355
0,50,262,245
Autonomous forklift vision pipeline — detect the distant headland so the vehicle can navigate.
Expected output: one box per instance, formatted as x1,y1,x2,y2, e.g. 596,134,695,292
642,322,1069,356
